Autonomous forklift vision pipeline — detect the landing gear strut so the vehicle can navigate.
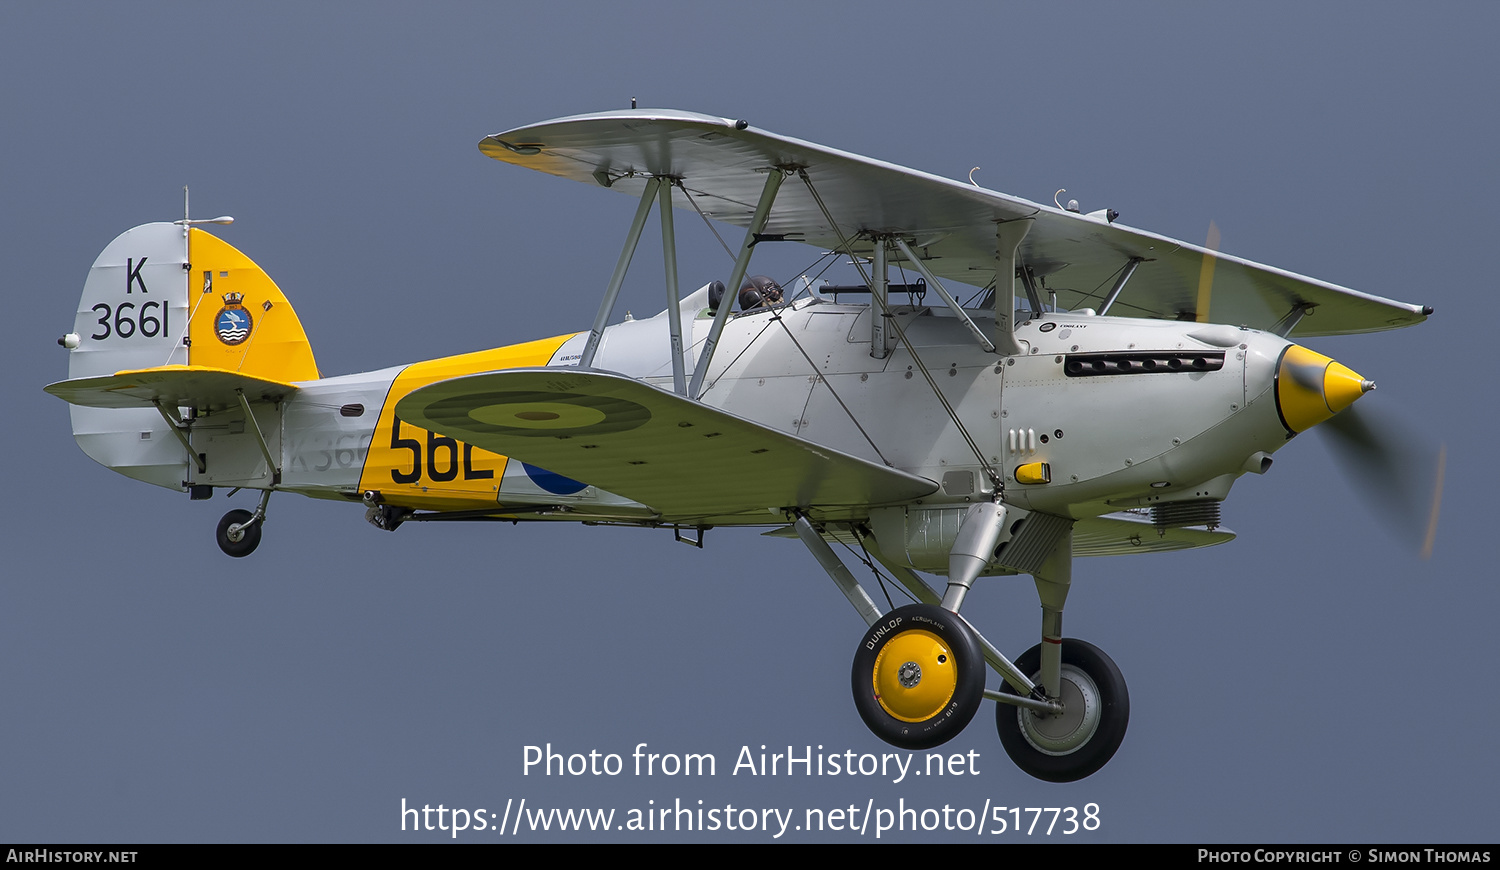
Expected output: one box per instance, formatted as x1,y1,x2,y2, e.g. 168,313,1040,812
801,508,1130,779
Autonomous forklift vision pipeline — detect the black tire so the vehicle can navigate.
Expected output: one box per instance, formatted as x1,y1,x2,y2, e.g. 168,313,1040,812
995,639,1128,782
216,509,261,558
851,604,985,751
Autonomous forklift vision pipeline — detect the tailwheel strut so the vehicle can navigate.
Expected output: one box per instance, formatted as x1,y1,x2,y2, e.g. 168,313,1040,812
216,490,270,558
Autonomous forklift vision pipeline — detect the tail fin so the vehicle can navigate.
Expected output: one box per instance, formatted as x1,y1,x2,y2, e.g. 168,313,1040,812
66,222,190,383
184,228,318,381
55,222,318,488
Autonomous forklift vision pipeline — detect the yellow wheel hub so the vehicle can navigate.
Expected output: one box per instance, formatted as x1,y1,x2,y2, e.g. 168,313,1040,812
872,629,958,723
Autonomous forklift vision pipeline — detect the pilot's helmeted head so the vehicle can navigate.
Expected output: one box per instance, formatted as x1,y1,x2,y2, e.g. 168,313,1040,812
738,275,784,310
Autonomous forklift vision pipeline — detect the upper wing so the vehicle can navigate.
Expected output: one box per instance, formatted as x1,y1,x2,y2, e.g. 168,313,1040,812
480,109,1429,336
44,365,297,410
395,368,938,520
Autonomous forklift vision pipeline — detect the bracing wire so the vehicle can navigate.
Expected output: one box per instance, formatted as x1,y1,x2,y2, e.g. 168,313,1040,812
766,306,892,465
797,169,1001,489
677,182,738,263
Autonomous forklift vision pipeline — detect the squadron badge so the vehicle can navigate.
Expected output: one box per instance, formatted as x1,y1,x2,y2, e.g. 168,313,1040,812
214,292,252,345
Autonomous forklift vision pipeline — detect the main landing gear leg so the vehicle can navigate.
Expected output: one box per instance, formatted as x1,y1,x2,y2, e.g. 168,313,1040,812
994,526,1130,782
800,511,999,751
216,490,270,558
940,502,1007,612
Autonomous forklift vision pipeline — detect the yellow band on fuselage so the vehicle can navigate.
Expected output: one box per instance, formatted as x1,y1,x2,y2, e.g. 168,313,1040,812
356,334,578,511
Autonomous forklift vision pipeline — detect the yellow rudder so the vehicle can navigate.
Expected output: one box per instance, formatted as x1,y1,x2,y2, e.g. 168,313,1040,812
187,229,319,382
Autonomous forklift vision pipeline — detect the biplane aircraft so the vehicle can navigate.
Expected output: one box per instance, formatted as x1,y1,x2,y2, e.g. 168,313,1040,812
47,109,1431,782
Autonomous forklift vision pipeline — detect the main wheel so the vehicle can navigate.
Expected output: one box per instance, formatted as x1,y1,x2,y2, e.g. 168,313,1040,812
995,639,1128,782
851,604,985,751
216,509,261,558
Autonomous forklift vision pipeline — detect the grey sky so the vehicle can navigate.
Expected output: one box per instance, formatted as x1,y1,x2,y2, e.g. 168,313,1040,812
3,2,1494,842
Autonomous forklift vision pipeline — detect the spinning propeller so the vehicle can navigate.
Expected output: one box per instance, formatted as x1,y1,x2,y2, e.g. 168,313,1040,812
1199,223,1442,559
1321,403,1445,560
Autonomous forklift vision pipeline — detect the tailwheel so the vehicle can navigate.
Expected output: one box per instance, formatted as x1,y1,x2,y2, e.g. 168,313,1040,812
995,639,1129,782
852,604,984,751
216,509,262,558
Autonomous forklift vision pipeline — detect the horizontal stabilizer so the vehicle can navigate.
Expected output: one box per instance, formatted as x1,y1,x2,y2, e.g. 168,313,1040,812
396,368,938,520
44,365,298,410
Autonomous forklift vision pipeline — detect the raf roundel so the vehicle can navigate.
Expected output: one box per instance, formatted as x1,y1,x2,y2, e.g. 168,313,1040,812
214,292,252,345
